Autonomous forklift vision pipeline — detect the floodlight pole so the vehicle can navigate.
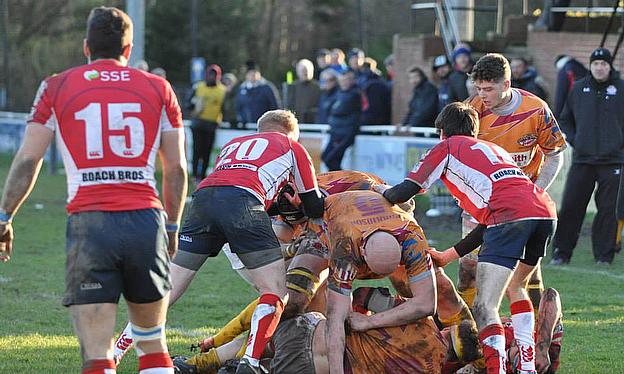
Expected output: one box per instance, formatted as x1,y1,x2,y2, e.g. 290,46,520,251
126,0,145,67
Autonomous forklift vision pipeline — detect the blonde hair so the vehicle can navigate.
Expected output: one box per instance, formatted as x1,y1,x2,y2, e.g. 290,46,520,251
257,110,300,140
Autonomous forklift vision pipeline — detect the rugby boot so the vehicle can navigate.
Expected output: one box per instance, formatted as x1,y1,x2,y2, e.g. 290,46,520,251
235,358,262,374
172,356,198,374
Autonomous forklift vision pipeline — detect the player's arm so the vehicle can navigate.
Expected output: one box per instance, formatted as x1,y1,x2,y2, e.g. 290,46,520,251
0,124,53,262
381,142,448,204
536,288,563,373
159,82,188,258
534,106,566,190
159,129,187,258
428,224,486,267
349,266,436,330
534,152,563,190
292,141,324,218
325,288,350,374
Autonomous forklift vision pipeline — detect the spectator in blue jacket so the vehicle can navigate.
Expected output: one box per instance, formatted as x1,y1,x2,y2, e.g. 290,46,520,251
554,54,588,118
316,69,339,124
361,59,391,125
328,48,348,74
322,71,361,170
397,65,438,132
432,54,452,113
236,61,280,124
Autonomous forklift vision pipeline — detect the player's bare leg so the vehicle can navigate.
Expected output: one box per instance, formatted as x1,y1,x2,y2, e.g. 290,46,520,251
70,303,118,373
473,262,513,374
527,263,544,319
283,252,329,318
458,214,479,307
535,288,563,373
506,261,538,374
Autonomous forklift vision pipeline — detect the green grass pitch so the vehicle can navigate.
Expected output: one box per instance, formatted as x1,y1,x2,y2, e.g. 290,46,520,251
0,156,623,373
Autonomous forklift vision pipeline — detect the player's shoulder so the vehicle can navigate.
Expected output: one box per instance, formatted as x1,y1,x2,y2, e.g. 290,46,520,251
516,88,549,110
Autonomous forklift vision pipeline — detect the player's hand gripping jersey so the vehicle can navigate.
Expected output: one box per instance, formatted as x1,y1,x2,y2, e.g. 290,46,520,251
198,132,318,208
468,89,566,180
407,136,557,226
28,60,183,213
323,190,433,294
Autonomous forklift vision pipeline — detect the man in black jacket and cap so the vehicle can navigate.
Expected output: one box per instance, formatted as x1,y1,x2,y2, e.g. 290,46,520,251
551,48,624,265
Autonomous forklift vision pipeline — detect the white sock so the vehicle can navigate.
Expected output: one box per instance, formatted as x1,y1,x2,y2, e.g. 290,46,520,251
511,300,536,373
113,323,134,363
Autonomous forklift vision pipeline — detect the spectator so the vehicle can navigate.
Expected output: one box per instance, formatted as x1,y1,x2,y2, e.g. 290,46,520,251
316,69,339,124
236,61,280,124
322,71,360,170
397,65,438,131
189,64,226,182
384,54,396,83
551,48,624,266
286,59,321,123
448,43,474,102
361,59,391,125
222,73,239,127
554,54,588,118
328,48,348,74
150,67,166,79
134,59,149,71
511,57,548,100
348,48,366,87
432,54,452,112
316,48,331,80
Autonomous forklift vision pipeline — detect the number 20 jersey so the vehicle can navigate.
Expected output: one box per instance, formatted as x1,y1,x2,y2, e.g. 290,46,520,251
197,132,319,208
28,59,184,213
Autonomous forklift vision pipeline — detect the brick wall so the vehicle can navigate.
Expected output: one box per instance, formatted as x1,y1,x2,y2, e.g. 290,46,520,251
528,29,624,100
392,34,445,124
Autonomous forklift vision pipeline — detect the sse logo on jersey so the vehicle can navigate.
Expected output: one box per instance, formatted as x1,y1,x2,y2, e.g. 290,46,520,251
83,69,130,82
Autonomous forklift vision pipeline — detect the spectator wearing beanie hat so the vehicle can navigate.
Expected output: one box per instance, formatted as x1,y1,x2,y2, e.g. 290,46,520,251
236,60,281,124
448,43,474,102
551,47,624,265
432,54,452,112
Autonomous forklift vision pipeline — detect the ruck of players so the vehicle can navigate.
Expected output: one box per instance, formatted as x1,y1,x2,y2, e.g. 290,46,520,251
11,3,624,374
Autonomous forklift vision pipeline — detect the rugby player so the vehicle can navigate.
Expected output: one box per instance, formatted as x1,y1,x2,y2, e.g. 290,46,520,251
460,53,566,313
0,7,187,373
381,102,557,374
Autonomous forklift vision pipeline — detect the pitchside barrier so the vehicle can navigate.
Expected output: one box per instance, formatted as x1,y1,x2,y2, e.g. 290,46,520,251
0,111,582,212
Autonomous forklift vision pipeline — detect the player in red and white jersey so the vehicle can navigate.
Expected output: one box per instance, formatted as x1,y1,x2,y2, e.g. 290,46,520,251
0,7,187,374
173,109,323,374
380,103,556,374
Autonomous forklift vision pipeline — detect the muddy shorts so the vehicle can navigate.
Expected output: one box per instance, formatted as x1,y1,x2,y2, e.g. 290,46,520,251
270,312,323,374
63,208,170,306
175,186,282,271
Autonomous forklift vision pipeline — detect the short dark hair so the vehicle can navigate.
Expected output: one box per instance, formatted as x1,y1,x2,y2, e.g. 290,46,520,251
435,102,479,137
86,7,133,60
470,53,511,83
457,319,481,363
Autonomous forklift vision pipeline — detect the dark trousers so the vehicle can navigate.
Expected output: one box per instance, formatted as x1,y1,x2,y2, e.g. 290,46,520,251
191,119,218,179
321,132,355,171
552,163,622,263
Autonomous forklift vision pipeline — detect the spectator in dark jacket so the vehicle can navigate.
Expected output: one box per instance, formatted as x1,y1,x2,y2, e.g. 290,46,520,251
222,73,239,127
235,61,280,123
432,54,452,113
316,69,339,124
361,59,391,125
551,48,624,266
286,59,321,123
397,65,438,131
322,71,361,170
553,54,588,118
316,48,331,80
448,44,474,102
511,57,548,100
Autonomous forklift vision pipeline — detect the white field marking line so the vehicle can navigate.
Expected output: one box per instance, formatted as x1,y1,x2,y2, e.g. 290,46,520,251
0,276,11,283
544,265,624,281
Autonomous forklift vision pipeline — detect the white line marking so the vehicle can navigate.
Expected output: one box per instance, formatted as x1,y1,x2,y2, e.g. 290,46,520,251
544,265,624,281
